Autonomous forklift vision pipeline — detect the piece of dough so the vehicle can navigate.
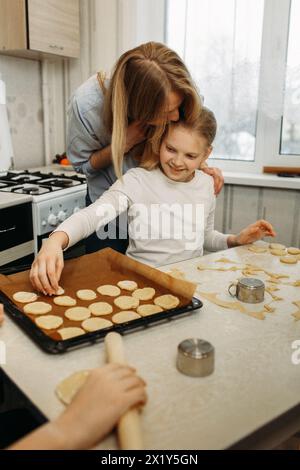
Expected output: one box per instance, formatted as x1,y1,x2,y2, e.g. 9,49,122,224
58,327,85,340
269,243,286,250
13,291,38,303
97,285,121,297
76,289,97,301
137,304,163,317
216,258,239,264
56,370,90,405
114,296,139,310
88,302,113,316
154,294,180,310
287,247,300,255
280,256,298,265
132,287,155,301
65,307,91,321
24,302,52,315
35,315,63,330
265,288,283,301
198,291,266,320
82,317,113,332
270,249,287,256
112,311,141,324
117,280,138,291
54,296,76,307
55,287,65,296
248,246,268,253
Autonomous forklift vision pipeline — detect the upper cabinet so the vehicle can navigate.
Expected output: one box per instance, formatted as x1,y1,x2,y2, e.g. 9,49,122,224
0,0,80,59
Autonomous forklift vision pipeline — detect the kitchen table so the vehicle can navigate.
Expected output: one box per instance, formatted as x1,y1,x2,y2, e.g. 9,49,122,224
1,245,300,449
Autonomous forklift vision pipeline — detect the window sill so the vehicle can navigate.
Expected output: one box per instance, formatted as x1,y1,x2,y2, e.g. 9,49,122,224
223,171,300,190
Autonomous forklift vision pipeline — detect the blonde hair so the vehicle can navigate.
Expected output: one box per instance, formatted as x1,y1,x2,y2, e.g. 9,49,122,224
141,107,217,171
102,42,202,178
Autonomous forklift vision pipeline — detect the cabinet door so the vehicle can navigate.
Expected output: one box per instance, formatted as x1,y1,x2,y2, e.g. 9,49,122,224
214,186,226,232
27,0,80,58
225,185,260,234
261,188,299,246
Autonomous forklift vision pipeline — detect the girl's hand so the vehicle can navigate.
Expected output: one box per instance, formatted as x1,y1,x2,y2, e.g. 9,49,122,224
125,122,147,153
201,166,224,195
228,220,276,247
30,232,68,295
55,364,147,450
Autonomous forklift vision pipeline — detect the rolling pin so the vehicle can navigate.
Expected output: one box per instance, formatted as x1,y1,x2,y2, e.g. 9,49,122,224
105,332,144,450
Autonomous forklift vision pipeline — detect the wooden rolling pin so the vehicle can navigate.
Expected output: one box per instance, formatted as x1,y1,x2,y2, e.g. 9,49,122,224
105,332,144,450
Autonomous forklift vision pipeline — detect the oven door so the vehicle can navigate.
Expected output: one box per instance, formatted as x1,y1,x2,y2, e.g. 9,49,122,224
0,203,34,268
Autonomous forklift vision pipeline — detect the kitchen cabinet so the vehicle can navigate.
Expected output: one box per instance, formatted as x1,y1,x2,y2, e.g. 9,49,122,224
224,185,260,234
0,0,80,59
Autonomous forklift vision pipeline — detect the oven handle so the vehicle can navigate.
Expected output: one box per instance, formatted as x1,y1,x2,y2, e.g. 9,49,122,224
0,225,16,233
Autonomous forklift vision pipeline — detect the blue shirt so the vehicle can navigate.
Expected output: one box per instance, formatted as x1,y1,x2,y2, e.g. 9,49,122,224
67,75,138,203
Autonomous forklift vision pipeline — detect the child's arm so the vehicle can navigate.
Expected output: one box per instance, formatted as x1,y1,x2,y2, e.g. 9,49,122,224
227,219,276,247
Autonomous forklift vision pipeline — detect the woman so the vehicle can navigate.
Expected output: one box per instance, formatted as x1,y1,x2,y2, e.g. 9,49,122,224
67,42,224,254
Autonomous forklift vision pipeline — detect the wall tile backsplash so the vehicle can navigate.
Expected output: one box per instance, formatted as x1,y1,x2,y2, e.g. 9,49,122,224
0,55,44,169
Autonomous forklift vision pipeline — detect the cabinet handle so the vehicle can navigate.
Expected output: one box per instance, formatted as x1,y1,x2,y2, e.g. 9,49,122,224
49,44,64,51
0,225,16,234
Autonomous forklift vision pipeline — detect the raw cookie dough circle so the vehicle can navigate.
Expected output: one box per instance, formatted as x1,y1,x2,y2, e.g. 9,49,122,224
76,289,97,301
35,315,63,330
248,246,268,253
112,311,141,324
114,296,139,310
154,295,180,310
287,247,300,255
58,327,85,340
24,302,52,315
117,280,138,291
65,307,91,321
82,317,113,332
132,287,156,301
269,243,286,250
280,256,298,264
55,287,65,295
137,304,163,317
13,291,38,303
54,296,76,307
97,285,121,297
88,302,113,316
270,249,287,256
56,370,90,405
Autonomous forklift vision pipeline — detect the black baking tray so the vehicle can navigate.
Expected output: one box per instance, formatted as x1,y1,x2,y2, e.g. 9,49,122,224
0,292,202,354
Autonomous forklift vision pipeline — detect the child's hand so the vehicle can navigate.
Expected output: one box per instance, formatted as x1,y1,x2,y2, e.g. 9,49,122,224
228,220,276,247
30,232,68,295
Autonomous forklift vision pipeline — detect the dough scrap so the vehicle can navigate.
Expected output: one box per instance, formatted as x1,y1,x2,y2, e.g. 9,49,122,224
132,287,156,301
216,258,240,264
24,302,52,315
265,288,283,301
137,304,163,317
154,294,180,310
76,289,97,301
88,302,113,316
198,291,266,320
65,307,91,321
287,247,300,255
114,296,139,310
117,280,138,291
280,256,298,265
112,311,141,324
97,285,121,297
56,370,90,405
35,315,63,330
13,291,38,303
58,327,85,340
269,243,286,250
54,296,76,307
82,317,113,332
248,246,268,253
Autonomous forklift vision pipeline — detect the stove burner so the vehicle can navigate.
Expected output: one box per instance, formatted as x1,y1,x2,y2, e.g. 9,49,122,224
22,186,40,194
54,179,73,187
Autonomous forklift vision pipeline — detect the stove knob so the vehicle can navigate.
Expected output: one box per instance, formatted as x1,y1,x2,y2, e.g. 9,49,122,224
73,206,81,214
48,213,58,226
57,210,66,222
42,220,47,227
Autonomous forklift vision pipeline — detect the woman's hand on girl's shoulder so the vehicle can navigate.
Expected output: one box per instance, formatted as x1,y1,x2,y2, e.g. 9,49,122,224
201,166,224,195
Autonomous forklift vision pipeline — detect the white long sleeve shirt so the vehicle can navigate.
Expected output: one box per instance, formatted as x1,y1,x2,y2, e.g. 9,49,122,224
55,168,229,267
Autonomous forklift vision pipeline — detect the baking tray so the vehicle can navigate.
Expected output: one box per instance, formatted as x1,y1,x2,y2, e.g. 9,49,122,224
0,248,202,354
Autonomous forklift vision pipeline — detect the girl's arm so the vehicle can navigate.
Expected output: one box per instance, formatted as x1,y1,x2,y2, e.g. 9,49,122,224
227,220,276,247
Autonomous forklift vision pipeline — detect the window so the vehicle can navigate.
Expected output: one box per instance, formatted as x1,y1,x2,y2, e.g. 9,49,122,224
166,0,300,170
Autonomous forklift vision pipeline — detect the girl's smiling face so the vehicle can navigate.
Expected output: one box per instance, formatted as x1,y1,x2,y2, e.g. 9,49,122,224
159,125,212,182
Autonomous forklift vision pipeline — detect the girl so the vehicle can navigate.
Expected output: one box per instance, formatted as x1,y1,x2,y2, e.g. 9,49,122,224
68,41,224,254
31,107,275,295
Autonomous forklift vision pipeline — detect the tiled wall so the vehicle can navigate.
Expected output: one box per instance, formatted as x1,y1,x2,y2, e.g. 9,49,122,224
0,55,44,169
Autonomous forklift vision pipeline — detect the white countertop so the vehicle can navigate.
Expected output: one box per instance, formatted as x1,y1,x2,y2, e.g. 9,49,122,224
0,192,33,209
1,245,300,449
